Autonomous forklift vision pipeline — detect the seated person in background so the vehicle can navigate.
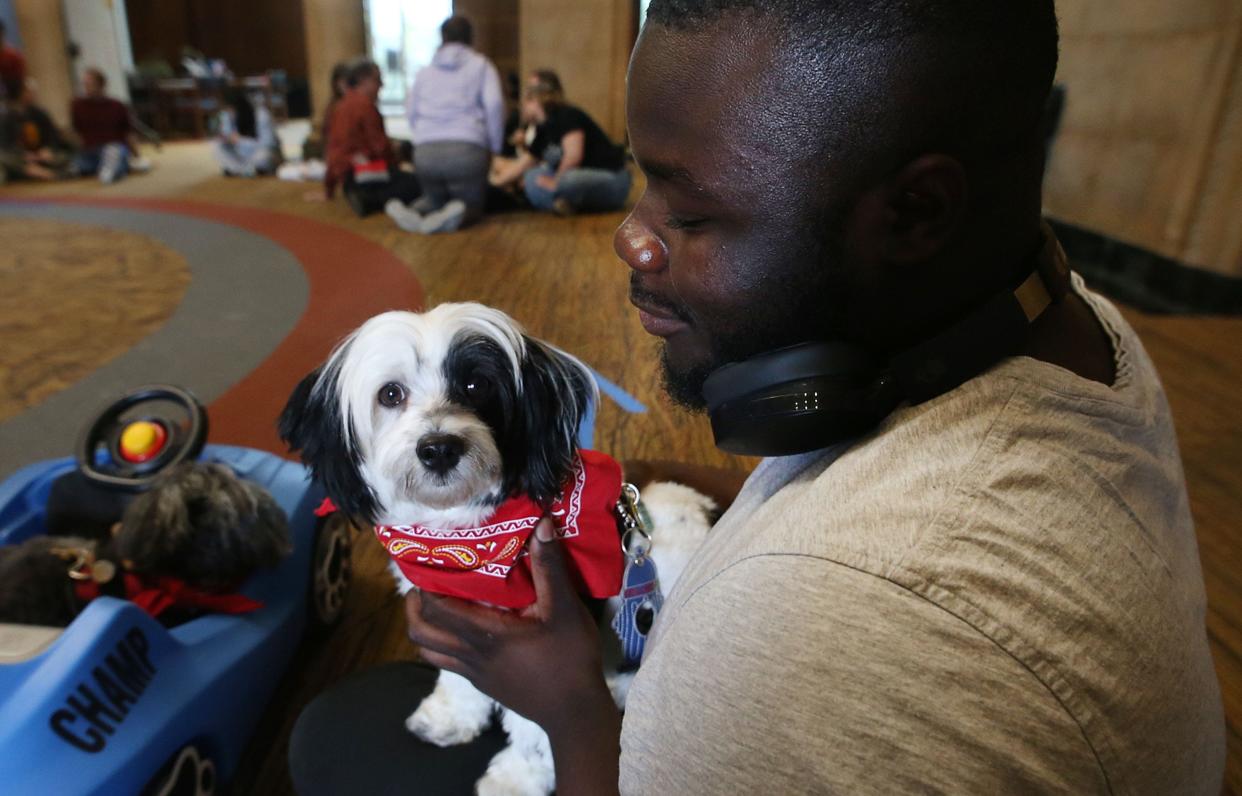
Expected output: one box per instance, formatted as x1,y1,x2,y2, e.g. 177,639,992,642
384,15,504,235
491,82,631,215
0,98,35,183
0,82,74,181
212,86,281,177
301,61,349,162
501,68,561,158
322,59,420,216
0,19,26,101
70,67,137,184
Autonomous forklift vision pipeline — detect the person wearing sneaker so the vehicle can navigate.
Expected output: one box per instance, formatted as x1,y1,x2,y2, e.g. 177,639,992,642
324,60,421,216
69,68,137,184
212,86,282,177
385,15,505,235
491,82,631,215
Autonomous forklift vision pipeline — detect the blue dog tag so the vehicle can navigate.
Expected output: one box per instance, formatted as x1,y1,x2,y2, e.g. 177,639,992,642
612,554,663,668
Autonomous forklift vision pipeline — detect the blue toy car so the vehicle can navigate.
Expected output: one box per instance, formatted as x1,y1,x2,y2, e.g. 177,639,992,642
0,387,351,795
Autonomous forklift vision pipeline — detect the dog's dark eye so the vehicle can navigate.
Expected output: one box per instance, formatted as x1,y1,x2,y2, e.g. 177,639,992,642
464,375,492,404
377,382,406,408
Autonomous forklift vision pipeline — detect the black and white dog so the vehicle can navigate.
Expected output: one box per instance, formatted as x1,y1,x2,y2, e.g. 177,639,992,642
279,303,715,795
280,303,598,794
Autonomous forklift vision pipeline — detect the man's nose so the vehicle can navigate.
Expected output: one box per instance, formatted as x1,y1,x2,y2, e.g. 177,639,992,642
614,213,667,274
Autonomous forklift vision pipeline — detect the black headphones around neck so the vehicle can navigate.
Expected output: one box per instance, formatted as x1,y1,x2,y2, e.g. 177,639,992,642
702,231,1072,456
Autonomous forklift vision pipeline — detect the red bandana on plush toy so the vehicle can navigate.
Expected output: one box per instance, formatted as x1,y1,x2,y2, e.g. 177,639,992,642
75,573,263,618
374,449,625,609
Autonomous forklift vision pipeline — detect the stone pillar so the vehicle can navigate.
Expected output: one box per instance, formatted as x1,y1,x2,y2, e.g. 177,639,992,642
455,0,520,86
13,0,74,127
302,0,367,123
1046,0,1242,275
520,0,635,142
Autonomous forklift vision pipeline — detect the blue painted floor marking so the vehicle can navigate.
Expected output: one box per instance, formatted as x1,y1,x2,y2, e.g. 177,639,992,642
575,367,645,450
588,368,647,415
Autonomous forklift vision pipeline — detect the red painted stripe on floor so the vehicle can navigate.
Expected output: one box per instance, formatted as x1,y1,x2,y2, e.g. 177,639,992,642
8,197,423,455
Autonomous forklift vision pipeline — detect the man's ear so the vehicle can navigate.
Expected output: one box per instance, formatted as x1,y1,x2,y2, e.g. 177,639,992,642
848,153,968,268
882,154,968,265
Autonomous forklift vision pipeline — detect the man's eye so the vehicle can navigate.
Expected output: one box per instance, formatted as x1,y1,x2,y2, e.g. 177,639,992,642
665,215,707,231
377,382,406,407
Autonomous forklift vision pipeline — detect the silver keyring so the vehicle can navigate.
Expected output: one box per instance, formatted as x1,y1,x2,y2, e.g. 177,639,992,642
621,527,652,560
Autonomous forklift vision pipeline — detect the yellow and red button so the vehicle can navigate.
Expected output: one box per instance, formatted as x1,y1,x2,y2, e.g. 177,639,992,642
118,420,167,464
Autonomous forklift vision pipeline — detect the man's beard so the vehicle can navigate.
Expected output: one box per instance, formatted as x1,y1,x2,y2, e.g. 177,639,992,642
659,343,714,410
659,228,850,411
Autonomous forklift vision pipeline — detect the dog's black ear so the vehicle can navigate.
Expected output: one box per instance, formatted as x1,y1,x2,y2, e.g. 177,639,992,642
507,338,596,507
278,368,324,455
277,366,380,524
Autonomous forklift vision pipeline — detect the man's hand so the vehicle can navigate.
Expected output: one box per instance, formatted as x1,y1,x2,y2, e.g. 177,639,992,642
536,173,559,192
405,518,621,793
405,518,613,733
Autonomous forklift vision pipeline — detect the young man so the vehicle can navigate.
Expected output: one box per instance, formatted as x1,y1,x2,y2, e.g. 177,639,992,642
295,1,1227,793
385,15,505,234
322,59,420,216
70,68,135,184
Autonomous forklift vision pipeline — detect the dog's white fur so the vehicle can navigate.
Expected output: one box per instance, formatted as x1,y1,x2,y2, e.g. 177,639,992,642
404,480,715,796
331,305,525,526
289,304,717,795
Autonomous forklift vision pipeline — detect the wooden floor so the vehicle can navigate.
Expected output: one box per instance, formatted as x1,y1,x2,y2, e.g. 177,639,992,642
2,155,1240,794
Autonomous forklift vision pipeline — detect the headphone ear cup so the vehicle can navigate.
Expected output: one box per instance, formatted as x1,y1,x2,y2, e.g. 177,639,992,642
703,342,897,456
707,374,899,456
700,233,1069,457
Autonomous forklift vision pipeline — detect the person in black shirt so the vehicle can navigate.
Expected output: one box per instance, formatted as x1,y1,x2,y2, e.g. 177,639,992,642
490,83,631,214
0,83,73,181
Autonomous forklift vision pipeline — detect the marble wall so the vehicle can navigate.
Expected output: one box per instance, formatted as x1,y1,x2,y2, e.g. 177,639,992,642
1047,0,1242,276
519,0,635,143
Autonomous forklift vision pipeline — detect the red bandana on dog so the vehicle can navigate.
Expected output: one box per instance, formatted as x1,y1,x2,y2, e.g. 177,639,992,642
374,449,625,609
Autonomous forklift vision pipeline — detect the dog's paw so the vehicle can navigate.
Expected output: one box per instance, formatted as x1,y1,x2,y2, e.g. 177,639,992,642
476,745,555,796
405,699,488,747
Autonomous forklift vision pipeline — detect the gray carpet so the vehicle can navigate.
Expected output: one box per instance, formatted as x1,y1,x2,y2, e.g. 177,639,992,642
0,203,308,480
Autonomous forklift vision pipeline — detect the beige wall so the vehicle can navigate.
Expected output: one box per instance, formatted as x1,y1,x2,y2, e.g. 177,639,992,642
301,0,366,123
13,0,75,128
1046,0,1242,276
456,0,520,89
519,0,635,142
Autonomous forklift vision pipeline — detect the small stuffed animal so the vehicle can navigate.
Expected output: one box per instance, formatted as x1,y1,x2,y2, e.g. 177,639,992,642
0,462,291,627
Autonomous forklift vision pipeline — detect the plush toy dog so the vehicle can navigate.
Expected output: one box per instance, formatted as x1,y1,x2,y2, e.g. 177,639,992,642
279,302,717,796
0,461,291,627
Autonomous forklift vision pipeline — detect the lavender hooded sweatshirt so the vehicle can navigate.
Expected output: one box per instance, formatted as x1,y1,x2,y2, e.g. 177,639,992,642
406,43,505,153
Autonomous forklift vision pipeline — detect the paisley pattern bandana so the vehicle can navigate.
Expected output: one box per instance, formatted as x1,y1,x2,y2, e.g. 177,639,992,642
375,450,626,609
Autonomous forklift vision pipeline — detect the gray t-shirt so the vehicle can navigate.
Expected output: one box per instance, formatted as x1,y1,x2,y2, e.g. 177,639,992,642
620,279,1225,794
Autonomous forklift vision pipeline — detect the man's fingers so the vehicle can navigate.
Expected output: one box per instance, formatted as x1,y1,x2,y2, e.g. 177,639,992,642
529,517,576,616
418,647,474,680
405,591,478,660
418,591,515,648
407,622,474,661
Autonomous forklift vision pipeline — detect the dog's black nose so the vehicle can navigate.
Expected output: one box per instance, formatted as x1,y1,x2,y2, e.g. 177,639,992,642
416,433,465,474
